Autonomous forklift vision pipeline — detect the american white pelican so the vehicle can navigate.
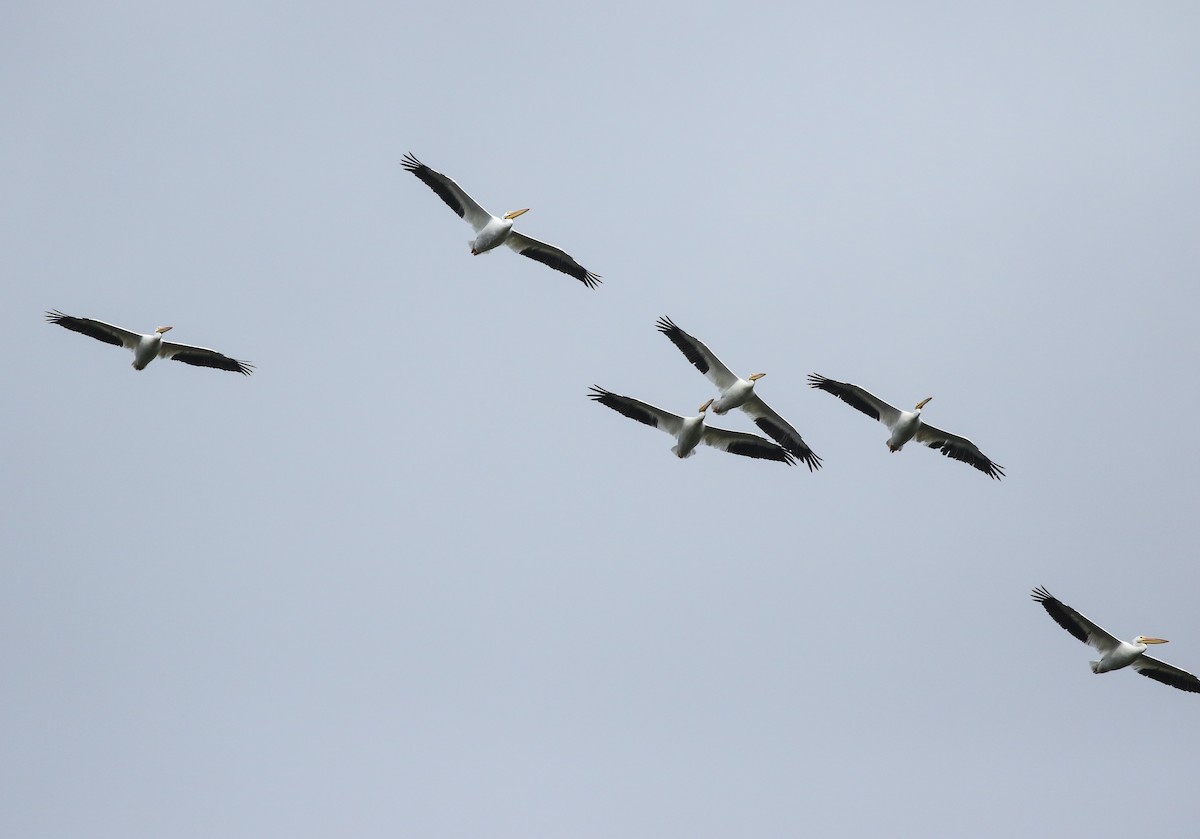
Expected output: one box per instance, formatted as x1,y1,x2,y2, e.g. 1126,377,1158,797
46,310,253,375
402,153,600,288
656,316,821,470
1032,587,1200,693
807,374,1003,478
588,386,794,464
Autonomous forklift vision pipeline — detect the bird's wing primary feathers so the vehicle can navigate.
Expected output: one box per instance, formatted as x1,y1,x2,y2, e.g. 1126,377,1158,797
45,310,141,349
654,316,739,390
505,232,600,288
1031,587,1122,655
740,394,821,471
401,153,494,232
1132,655,1200,693
160,342,254,375
700,426,796,464
588,386,683,436
915,423,1004,479
807,374,903,429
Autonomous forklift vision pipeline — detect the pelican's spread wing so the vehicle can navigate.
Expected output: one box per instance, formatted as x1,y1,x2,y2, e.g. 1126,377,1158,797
401,153,494,232
700,427,795,464
588,386,683,437
807,374,903,429
160,342,254,375
654,316,739,391
46,310,141,349
506,232,600,288
1133,656,1200,694
1031,587,1122,655
914,422,1004,479
736,395,822,470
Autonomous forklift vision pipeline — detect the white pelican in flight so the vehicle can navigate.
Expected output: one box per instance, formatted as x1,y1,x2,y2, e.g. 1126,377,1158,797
588,386,795,464
402,153,600,289
1032,587,1200,693
807,374,1003,479
46,310,253,375
656,316,821,470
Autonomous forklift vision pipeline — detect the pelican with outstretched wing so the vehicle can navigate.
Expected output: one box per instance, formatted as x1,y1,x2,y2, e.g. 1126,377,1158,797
46,310,253,375
588,386,794,464
402,153,600,288
654,316,821,471
1032,587,1200,693
807,374,1002,478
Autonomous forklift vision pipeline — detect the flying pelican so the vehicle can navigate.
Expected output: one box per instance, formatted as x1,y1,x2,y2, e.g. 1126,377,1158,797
46,310,253,375
655,316,821,470
588,386,794,464
807,374,1003,478
401,153,600,289
1032,586,1200,693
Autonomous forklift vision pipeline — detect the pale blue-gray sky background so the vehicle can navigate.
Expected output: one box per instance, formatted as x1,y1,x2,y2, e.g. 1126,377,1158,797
4,3,1200,836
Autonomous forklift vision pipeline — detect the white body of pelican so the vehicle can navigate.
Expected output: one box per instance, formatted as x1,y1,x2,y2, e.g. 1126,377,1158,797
807,373,1002,478
402,153,600,288
655,317,821,470
588,387,794,464
1032,587,1200,693
46,310,253,375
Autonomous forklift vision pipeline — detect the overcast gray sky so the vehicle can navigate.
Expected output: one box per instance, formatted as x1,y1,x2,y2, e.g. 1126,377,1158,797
5,2,1200,836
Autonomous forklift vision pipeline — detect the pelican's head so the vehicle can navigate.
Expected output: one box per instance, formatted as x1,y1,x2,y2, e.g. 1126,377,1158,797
699,398,714,414
155,326,174,334
503,208,530,220
748,372,767,382
1136,636,1169,645
915,396,932,410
